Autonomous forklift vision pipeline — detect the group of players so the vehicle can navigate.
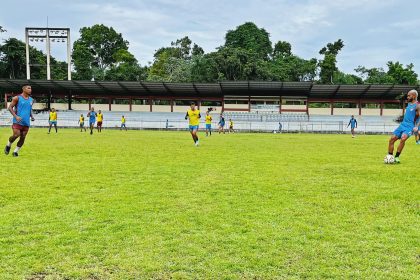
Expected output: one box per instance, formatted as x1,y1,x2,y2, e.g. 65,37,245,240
185,102,235,146
48,107,128,134
3,85,420,162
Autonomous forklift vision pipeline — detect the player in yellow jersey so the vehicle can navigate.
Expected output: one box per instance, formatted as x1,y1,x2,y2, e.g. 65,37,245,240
185,102,201,146
229,118,235,133
205,111,212,136
78,114,86,132
120,115,127,131
96,110,103,132
48,108,58,134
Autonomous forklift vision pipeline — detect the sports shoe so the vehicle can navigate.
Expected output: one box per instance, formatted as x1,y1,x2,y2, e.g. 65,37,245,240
13,152,18,157
4,145,11,155
195,141,199,146
394,157,400,164
416,141,420,145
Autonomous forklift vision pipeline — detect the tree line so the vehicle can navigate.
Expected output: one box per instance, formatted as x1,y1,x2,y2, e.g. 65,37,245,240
0,23,418,85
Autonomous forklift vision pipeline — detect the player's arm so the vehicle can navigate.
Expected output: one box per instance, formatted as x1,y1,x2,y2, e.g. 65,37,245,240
198,113,201,118
185,112,189,120
414,105,420,131
355,120,357,128
8,96,21,121
347,120,350,127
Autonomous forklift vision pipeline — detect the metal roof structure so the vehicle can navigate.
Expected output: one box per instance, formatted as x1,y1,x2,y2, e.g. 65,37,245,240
1,79,418,100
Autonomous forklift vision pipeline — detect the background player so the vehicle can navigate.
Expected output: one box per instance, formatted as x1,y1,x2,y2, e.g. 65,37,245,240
229,118,235,133
388,89,420,163
48,108,58,134
205,111,212,136
121,115,127,131
79,114,86,132
87,107,97,135
4,85,35,157
185,102,201,146
218,114,225,134
347,115,357,138
97,110,103,132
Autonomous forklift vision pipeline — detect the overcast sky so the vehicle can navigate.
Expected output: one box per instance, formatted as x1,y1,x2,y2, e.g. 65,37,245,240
1,0,419,75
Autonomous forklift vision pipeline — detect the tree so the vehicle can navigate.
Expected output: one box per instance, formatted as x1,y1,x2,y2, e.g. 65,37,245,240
0,26,6,33
0,38,67,80
318,39,344,84
386,61,418,85
273,41,291,58
225,22,272,60
72,24,130,80
355,66,394,84
333,71,363,84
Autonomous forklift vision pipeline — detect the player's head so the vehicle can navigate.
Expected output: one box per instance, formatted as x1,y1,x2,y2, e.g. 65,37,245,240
22,85,32,95
122,115,124,118
80,114,83,117
98,110,101,113
351,115,354,118
51,108,55,112
407,90,418,102
91,107,94,111
206,111,209,115
190,102,196,109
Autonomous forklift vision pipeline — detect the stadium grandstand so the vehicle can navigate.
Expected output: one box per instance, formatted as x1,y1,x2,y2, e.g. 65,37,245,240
1,79,418,133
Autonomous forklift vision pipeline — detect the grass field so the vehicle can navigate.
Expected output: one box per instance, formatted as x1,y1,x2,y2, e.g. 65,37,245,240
0,128,418,279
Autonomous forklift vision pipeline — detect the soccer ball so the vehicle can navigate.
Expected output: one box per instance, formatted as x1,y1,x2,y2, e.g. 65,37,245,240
384,154,394,164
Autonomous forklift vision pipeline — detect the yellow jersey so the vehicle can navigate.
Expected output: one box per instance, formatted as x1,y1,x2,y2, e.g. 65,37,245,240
97,113,103,122
49,111,57,121
121,117,126,124
187,109,200,126
79,116,84,123
229,121,234,127
205,115,212,124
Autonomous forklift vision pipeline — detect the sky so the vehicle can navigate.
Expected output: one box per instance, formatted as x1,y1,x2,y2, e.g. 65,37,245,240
1,0,419,75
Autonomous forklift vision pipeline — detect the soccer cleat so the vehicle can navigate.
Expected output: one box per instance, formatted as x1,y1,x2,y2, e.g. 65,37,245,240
195,141,199,146
394,157,400,164
4,145,11,155
12,152,18,157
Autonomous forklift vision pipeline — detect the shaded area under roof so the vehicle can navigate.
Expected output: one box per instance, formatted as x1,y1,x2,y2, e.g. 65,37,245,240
0,79,418,100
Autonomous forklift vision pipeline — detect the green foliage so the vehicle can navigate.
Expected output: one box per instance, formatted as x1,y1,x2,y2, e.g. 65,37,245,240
72,24,138,81
333,71,363,85
318,39,345,84
0,130,418,279
0,38,67,80
273,40,292,58
225,22,272,60
386,61,418,85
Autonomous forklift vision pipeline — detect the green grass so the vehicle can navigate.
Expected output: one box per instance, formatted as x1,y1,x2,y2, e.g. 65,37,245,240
0,128,418,279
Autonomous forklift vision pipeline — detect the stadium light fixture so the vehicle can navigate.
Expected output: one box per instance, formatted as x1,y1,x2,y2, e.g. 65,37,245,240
25,27,72,80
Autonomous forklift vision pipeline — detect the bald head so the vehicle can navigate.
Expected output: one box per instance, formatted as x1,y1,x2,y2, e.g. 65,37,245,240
407,89,418,103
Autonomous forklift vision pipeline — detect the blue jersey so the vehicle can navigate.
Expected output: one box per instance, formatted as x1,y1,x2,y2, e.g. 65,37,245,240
13,95,33,127
89,112,96,123
402,103,417,128
348,118,357,128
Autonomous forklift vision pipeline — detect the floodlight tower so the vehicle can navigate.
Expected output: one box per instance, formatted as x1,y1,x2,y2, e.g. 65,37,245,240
25,27,71,80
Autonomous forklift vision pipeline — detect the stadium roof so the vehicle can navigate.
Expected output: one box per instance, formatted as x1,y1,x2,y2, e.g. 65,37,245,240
0,79,418,100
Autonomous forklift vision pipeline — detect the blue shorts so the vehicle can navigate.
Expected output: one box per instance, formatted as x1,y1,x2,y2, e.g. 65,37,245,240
206,124,211,129
393,124,414,139
189,125,199,131
89,121,95,126
49,121,57,125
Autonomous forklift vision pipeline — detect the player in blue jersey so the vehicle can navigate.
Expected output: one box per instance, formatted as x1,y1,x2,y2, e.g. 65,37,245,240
87,107,97,135
347,115,358,138
388,90,420,163
4,85,35,157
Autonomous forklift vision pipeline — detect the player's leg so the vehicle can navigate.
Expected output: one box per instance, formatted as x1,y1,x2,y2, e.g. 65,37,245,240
54,122,58,133
394,134,409,163
90,123,94,134
48,122,52,134
5,128,21,155
192,128,199,146
388,135,399,156
13,129,29,156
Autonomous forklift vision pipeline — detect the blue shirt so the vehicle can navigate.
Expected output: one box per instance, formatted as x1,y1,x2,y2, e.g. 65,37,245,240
402,103,417,128
89,112,96,123
13,95,33,127
348,118,357,128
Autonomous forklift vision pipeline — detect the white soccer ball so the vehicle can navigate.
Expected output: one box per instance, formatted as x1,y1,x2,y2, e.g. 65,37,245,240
384,154,394,164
